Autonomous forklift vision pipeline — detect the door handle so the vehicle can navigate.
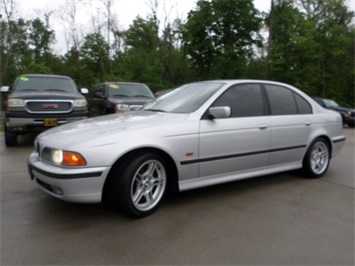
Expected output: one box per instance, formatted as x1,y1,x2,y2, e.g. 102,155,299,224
259,124,269,130
305,122,311,126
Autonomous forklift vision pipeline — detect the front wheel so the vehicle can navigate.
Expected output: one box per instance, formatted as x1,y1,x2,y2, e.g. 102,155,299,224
303,138,330,178
4,125,18,147
112,153,167,218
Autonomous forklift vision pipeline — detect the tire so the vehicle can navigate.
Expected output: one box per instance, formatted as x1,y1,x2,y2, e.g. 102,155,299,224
4,125,18,147
303,138,330,178
110,153,167,218
347,123,354,128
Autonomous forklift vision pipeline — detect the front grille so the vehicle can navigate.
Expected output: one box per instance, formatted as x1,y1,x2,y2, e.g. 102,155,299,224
26,100,73,114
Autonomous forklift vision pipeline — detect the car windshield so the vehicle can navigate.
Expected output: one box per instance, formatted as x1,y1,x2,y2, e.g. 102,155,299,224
108,83,154,98
14,76,77,92
142,82,224,113
323,99,339,108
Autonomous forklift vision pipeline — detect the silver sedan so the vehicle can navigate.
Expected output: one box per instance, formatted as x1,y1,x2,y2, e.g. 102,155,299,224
28,80,346,217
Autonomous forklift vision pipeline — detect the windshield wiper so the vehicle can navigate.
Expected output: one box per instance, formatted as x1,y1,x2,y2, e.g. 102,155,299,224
20,89,39,91
111,94,130,97
46,89,68,92
132,94,152,98
144,108,167,113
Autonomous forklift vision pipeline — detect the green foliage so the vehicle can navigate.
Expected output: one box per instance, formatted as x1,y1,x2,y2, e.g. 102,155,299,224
182,0,262,79
267,0,354,107
0,0,353,107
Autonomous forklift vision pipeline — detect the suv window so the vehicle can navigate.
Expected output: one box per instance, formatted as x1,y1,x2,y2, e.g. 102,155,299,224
265,85,298,115
212,84,265,117
14,76,77,93
94,84,106,97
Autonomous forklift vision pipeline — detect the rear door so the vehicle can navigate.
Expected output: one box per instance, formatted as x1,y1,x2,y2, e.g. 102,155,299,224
264,84,313,166
199,83,271,178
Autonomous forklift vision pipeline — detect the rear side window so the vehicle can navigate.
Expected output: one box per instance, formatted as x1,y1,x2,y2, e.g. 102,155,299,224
265,85,298,115
94,85,106,97
294,93,312,114
265,84,312,115
212,84,265,117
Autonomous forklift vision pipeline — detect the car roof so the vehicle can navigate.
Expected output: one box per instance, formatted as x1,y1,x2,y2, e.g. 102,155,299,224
100,82,148,86
18,74,71,79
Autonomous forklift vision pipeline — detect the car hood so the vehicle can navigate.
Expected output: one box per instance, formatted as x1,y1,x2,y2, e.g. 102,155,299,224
37,111,190,149
329,106,355,114
9,91,85,100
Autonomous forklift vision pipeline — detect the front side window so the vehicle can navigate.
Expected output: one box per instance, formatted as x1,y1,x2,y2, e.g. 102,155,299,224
212,84,265,118
265,85,298,115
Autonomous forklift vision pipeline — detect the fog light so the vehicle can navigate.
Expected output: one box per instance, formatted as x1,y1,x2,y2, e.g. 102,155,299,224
52,186,63,195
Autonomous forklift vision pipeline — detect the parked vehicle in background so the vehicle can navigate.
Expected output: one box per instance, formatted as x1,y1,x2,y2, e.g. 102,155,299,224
88,82,154,116
1,74,89,146
314,98,354,127
28,80,346,218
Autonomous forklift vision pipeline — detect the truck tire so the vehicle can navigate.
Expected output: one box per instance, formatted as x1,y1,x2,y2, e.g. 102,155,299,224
4,126,18,146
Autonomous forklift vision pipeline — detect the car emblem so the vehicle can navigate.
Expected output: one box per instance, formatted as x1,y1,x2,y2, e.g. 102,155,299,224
42,104,59,109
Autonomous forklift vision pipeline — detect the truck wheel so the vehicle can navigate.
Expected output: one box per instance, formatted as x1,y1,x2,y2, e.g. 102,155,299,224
4,126,18,146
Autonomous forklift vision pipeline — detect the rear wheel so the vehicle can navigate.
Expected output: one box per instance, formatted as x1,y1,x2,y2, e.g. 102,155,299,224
303,138,330,178
4,126,18,147
110,153,167,218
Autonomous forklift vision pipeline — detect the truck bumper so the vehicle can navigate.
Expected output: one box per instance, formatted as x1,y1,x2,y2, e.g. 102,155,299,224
4,116,87,132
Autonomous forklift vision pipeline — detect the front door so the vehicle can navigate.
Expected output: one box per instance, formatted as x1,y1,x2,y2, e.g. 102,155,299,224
199,83,271,178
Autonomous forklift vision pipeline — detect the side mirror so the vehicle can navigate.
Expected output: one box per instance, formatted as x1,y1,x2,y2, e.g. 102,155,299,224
1,86,10,93
208,106,231,119
80,88,89,94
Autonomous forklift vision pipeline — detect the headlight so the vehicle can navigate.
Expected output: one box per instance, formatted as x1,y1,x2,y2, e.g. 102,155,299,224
7,99,25,111
115,104,130,113
73,99,88,110
43,148,87,166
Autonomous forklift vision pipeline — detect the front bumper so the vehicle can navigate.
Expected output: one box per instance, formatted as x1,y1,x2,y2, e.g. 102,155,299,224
5,116,87,133
28,152,111,203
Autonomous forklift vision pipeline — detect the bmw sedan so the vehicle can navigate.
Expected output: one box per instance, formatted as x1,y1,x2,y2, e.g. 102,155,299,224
28,80,346,217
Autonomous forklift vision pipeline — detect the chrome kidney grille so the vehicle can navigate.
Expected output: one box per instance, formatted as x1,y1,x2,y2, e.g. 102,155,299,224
26,100,74,114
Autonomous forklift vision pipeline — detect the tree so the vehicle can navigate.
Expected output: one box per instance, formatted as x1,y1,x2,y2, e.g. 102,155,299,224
120,16,164,90
80,32,109,80
267,0,354,106
28,18,55,63
182,0,262,79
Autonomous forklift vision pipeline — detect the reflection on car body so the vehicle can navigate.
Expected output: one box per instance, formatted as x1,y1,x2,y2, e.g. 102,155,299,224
28,80,346,217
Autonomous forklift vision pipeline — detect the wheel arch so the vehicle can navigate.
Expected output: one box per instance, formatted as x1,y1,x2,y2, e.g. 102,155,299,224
102,147,179,201
306,134,333,159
